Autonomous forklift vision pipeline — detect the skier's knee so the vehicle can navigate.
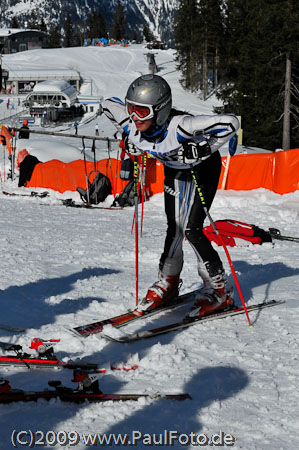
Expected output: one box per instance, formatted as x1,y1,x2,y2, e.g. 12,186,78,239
185,227,205,245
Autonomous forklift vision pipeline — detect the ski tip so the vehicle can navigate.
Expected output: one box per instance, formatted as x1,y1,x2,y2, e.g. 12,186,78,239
249,325,254,329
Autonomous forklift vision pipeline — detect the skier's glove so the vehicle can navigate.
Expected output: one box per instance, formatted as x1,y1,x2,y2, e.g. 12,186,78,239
178,140,211,165
123,135,142,156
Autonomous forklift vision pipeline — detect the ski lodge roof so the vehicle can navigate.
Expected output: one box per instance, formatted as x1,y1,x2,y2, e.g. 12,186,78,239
32,80,77,94
7,69,81,83
24,80,78,110
0,28,42,37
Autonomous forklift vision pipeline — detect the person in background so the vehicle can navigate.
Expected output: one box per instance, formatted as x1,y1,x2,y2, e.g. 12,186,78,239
101,74,239,318
74,121,79,135
19,120,30,139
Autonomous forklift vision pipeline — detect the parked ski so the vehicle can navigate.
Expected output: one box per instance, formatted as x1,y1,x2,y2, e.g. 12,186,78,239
2,191,121,210
0,371,191,404
72,289,201,337
61,198,123,210
0,338,138,372
101,300,285,343
269,227,299,243
2,190,49,198
0,387,190,404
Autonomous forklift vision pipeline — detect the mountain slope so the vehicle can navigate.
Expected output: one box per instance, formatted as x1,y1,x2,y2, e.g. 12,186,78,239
0,0,179,43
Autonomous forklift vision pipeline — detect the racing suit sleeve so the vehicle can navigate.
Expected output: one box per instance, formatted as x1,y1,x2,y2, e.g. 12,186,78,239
102,98,131,135
177,114,240,154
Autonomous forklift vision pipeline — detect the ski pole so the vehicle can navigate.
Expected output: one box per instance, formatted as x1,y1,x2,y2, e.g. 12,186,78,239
11,131,17,182
107,138,115,198
133,156,139,306
3,144,5,182
131,155,145,235
131,155,146,236
82,138,90,204
91,138,96,172
190,168,253,328
115,147,120,197
140,153,147,237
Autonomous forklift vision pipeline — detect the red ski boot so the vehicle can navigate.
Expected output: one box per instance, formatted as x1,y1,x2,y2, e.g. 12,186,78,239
137,273,181,313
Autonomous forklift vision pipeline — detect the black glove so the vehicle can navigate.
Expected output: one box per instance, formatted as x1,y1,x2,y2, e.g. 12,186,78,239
178,140,211,164
123,134,142,156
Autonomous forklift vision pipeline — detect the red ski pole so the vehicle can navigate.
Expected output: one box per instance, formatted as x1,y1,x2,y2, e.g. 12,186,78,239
133,156,139,306
140,153,147,237
190,168,253,328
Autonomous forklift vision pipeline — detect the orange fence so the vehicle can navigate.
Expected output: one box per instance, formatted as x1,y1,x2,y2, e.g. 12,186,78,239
26,157,165,195
26,149,299,196
219,148,299,194
1,123,299,195
0,125,13,154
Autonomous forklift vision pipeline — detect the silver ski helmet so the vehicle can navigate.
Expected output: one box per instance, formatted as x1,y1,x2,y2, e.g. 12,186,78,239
125,74,172,126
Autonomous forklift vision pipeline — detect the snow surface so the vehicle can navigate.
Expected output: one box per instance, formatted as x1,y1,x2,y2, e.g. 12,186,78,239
0,45,298,450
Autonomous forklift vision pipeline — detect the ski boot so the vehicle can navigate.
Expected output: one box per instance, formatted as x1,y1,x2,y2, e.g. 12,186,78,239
187,262,234,318
136,273,181,313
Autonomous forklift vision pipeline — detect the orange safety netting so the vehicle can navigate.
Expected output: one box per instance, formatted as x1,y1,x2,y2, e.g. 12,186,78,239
219,148,299,194
21,148,299,196
26,157,165,195
0,125,12,154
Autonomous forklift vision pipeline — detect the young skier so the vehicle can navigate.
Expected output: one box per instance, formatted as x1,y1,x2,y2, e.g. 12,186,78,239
102,74,240,317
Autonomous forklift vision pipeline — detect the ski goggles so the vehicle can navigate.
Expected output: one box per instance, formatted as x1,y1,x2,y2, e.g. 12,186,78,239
126,100,154,121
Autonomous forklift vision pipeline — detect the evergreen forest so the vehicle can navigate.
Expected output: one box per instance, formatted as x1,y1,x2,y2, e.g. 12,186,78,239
175,0,299,150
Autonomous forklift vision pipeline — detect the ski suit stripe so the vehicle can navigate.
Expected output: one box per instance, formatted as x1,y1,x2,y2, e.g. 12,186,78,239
160,154,222,276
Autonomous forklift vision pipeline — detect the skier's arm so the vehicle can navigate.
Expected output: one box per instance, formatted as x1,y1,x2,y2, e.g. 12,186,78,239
178,114,240,153
101,98,131,135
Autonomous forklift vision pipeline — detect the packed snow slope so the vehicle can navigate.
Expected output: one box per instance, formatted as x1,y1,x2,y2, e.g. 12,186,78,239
0,45,298,450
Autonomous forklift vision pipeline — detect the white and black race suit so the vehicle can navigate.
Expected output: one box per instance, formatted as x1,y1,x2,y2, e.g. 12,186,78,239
102,98,240,277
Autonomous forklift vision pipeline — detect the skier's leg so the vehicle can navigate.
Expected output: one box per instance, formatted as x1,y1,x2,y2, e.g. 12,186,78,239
138,168,187,311
183,153,233,316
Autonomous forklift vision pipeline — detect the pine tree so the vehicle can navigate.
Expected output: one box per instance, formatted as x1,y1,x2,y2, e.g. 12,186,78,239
63,13,74,48
143,25,155,42
10,17,19,28
87,9,108,39
110,0,126,41
48,25,62,48
87,9,97,39
216,0,299,150
174,0,201,92
174,0,224,96
27,11,38,29
97,9,108,38
196,0,224,99
39,18,48,33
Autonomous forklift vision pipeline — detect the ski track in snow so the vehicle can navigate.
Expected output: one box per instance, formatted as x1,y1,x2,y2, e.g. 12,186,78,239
0,45,298,450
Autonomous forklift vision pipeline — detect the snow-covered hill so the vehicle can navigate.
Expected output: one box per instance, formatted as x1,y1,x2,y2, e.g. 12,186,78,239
0,45,298,450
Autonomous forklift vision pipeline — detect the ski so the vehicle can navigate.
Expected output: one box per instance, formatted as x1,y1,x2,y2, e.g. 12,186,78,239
0,388,190,404
101,300,285,343
2,190,49,198
269,227,299,243
72,289,201,337
0,371,191,404
0,338,138,372
61,198,123,210
2,192,121,210
0,323,25,332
